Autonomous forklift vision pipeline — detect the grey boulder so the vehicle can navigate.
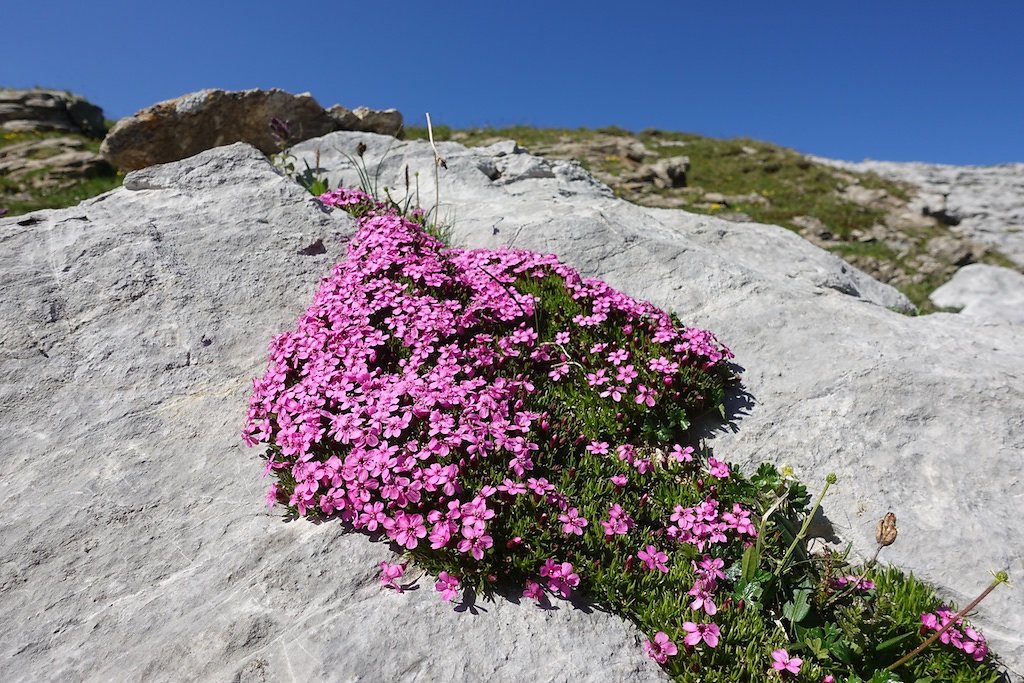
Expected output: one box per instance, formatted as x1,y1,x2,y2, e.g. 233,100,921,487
0,143,661,683
100,88,404,172
296,132,1024,679
0,88,106,137
819,157,1024,268
930,263,1024,324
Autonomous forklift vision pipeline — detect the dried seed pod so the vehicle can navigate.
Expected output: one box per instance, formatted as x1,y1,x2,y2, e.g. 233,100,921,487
356,141,367,157
876,512,898,547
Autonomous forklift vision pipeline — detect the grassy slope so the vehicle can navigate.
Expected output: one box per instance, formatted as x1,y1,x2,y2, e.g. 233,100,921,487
404,125,1019,312
4,123,1018,312
0,130,123,216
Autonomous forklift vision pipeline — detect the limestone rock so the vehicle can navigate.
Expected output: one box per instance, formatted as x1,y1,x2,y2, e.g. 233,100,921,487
792,215,833,241
930,264,1024,324
326,104,403,136
624,155,689,189
100,88,403,171
0,143,664,683
818,157,1024,268
293,132,1024,677
0,137,113,187
0,88,106,137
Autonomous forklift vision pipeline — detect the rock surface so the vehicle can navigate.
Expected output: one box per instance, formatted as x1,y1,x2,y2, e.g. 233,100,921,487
0,88,106,137
0,143,661,683
296,132,1024,678
0,137,113,188
817,157,1024,268
2,134,1022,681
459,128,1022,301
100,88,403,171
930,263,1024,324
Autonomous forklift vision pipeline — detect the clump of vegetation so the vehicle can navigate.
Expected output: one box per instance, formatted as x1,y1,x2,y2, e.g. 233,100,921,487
243,177,1008,681
0,129,122,217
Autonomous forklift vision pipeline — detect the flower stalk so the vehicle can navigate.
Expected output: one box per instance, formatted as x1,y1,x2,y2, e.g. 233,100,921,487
886,571,1009,672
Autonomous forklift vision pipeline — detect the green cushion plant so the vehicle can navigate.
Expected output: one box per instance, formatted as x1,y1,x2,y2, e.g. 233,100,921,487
243,180,1007,682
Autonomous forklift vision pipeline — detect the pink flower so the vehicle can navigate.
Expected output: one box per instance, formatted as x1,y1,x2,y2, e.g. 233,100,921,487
540,559,580,598
694,555,726,581
771,649,802,675
682,621,720,648
548,363,569,381
607,348,629,366
379,561,404,591
634,384,657,407
554,331,571,344
456,527,494,560
832,575,875,592
599,385,625,402
707,457,730,479
822,676,835,683
615,364,638,384
643,631,678,664
610,473,628,488
527,477,554,495
671,444,694,463
600,503,635,538
586,440,610,455
637,545,670,573
434,571,460,602
688,581,718,615
522,580,545,603
498,478,527,495
382,512,427,549
558,508,588,535
616,444,636,463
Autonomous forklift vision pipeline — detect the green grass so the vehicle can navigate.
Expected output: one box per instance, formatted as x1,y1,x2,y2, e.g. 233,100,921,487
402,124,1022,312
1,129,122,217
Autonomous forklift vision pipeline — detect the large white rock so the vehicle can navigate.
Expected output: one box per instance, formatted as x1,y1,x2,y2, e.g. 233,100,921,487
817,157,1024,268
0,144,662,683
1,133,1021,681
297,132,1024,679
930,263,1024,324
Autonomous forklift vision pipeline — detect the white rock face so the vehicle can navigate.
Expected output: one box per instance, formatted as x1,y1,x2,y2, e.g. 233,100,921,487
930,263,1024,324
300,132,1024,679
2,134,1022,681
817,157,1024,267
0,144,663,683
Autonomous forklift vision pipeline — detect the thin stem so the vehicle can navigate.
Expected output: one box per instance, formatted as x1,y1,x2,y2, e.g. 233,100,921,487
425,112,446,228
774,474,835,578
887,572,1009,672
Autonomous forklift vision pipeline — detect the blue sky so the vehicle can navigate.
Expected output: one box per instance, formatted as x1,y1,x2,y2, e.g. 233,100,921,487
5,1,1022,164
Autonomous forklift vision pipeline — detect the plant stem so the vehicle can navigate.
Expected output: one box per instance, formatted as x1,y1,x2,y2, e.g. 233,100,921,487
886,572,1009,672
425,112,445,228
773,474,836,578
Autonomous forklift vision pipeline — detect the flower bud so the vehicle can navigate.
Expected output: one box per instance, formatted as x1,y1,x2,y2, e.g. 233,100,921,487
876,512,898,547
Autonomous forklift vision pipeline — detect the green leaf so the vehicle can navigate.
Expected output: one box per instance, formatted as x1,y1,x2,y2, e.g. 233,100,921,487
740,539,760,583
874,630,916,652
828,638,854,664
783,587,812,626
